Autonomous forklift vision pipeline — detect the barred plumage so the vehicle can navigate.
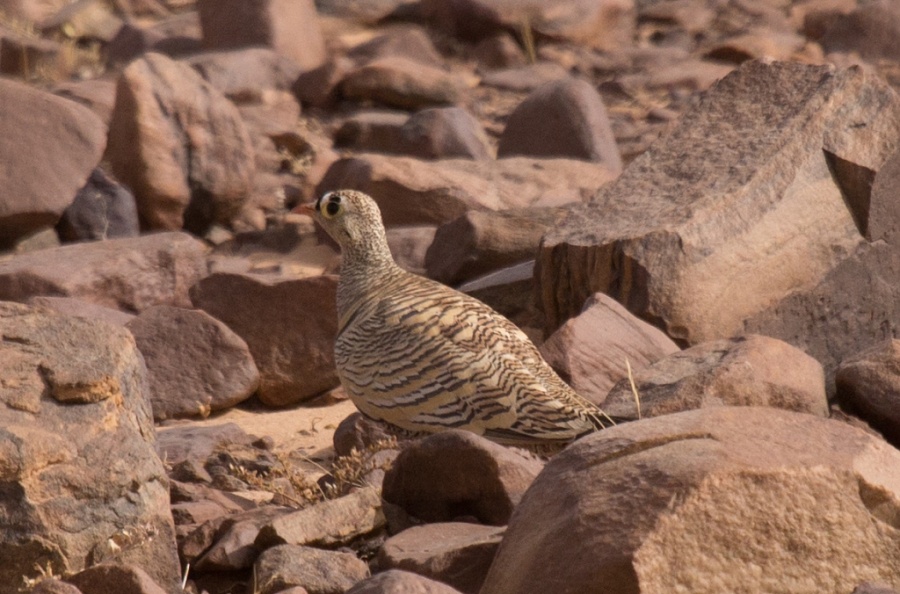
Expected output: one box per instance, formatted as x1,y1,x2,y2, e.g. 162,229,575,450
298,189,609,445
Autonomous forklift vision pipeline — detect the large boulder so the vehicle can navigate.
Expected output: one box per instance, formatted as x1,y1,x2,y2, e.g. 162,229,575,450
105,52,256,233
538,61,900,383
836,339,900,448
480,407,900,594
0,78,106,247
0,302,180,592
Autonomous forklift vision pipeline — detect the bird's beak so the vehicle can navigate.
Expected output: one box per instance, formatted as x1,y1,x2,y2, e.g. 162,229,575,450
292,202,317,217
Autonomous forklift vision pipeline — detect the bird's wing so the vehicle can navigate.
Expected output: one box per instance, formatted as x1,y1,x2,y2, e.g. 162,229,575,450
336,277,596,443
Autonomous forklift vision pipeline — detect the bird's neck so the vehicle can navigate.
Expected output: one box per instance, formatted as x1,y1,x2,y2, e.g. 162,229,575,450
336,240,404,321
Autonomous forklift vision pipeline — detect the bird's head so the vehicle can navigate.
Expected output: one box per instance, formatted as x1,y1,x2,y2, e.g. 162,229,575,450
294,190,393,265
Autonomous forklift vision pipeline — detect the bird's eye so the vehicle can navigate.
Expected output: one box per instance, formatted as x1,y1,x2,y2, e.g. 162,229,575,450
323,195,342,219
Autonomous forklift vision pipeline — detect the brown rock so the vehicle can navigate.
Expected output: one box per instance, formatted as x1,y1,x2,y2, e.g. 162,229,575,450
194,506,291,571
421,0,635,50
334,412,398,456
480,407,900,594
30,579,82,594
157,422,256,469
604,334,828,421
819,0,900,62
539,293,680,407
197,0,325,70
379,523,504,594
0,303,179,592
318,155,617,226
852,584,900,594
386,225,438,275
0,231,208,312
341,56,463,110
0,78,106,247
294,57,355,108
426,207,565,285
188,47,303,96
253,544,370,594
347,26,444,68
703,28,806,64
105,52,255,233
256,488,385,548
480,62,569,92
347,570,463,594
382,430,543,526
105,13,203,67
538,61,900,347
26,296,136,326
67,564,167,594
189,272,339,406
57,168,140,242
473,34,526,71
334,110,411,153
498,78,622,171
53,77,118,126
126,305,259,420
836,339,900,448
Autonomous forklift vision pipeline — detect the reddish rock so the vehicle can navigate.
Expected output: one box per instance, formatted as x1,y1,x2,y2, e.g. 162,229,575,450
189,272,340,406
126,306,260,420
473,34,526,70
31,580,82,594
188,47,303,96
420,0,635,51
193,506,290,571
0,33,65,80
480,407,900,594
425,207,566,285
341,56,463,110
105,13,203,67
539,293,680,407
197,0,326,70
0,78,106,247
498,78,622,171
57,168,140,242
379,523,504,594
318,155,617,226
334,412,398,456
604,334,828,421
347,570,463,594
105,52,255,233
386,225,438,275
382,430,543,526
53,78,118,126
0,232,208,312
819,0,900,62
481,62,569,92
836,339,900,448
293,57,355,108
347,26,444,68
67,564,167,594
27,296,136,326
0,303,180,591
253,544,370,594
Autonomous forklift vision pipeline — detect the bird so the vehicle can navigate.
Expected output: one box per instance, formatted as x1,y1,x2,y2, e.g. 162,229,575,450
295,189,610,446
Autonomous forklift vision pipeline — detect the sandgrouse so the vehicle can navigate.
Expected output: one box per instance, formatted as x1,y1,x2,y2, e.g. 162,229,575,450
297,189,609,446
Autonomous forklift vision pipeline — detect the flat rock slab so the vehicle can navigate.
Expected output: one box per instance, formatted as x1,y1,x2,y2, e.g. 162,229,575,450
253,544,370,594
347,569,464,594
538,61,900,364
190,272,339,406
0,231,208,312
480,407,900,594
0,302,180,592
379,523,505,594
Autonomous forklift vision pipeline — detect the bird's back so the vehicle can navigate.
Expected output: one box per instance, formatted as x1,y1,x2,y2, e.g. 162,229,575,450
334,267,605,445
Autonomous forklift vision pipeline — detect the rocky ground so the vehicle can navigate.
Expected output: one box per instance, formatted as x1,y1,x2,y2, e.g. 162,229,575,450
2,0,900,593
